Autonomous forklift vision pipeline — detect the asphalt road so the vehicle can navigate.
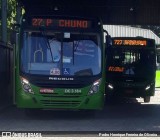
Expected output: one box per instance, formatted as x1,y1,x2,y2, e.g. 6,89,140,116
0,89,160,135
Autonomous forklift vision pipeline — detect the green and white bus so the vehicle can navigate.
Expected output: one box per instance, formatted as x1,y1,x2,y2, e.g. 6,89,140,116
14,14,107,110
106,37,156,102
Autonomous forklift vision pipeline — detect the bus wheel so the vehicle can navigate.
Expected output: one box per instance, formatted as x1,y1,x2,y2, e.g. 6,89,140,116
143,96,150,103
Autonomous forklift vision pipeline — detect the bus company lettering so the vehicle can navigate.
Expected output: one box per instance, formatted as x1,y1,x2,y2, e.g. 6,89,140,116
40,88,54,93
49,77,74,81
108,66,124,72
59,20,88,28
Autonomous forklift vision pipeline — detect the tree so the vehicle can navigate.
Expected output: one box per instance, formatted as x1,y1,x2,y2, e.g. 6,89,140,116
0,0,17,28
7,0,17,29
0,0,17,41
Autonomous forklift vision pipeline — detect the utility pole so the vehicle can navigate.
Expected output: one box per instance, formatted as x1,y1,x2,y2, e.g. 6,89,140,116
1,0,7,43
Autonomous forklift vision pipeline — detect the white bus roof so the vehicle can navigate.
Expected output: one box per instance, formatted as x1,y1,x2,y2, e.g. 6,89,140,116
104,25,160,45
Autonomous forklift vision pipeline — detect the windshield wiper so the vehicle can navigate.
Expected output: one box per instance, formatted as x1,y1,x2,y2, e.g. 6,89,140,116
39,27,54,63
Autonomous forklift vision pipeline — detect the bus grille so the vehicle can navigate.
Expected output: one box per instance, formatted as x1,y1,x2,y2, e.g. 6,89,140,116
41,93,82,98
117,82,145,87
40,100,81,108
40,92,83,107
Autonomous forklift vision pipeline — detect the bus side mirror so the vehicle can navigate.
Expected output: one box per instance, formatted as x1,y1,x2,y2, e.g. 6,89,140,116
103,29,111,47
157,55,160,63
105,35,112,46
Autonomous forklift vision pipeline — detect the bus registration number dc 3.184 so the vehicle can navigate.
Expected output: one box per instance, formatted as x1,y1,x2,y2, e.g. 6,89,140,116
65,89,82,93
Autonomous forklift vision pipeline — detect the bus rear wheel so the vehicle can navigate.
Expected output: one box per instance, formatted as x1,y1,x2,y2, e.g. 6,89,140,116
143,96,150,103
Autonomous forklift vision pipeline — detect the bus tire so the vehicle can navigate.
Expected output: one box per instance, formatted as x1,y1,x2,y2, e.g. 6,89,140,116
143,96,150,103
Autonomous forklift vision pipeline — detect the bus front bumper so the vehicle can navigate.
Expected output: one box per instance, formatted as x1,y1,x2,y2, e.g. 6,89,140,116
16,91,104,110
106,83,155,98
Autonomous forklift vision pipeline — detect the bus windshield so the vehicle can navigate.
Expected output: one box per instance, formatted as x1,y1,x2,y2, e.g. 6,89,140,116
21,30,101,76
106,47,155,77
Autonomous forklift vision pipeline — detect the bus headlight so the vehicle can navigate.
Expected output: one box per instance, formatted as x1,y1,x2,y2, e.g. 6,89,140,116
108,83,114,90
20,77,34,94
145,85,151,91
88,79,101,95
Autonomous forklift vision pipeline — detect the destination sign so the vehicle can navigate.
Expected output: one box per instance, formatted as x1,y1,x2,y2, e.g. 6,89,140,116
32,18,91,28
113,39,147,46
